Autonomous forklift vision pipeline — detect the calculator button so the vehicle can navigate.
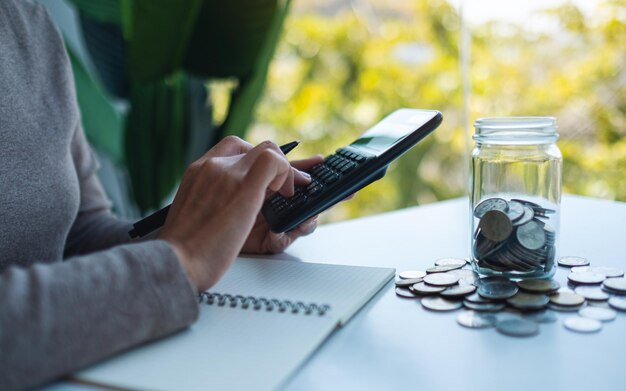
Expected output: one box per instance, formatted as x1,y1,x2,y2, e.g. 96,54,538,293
340,162,356,173
326,173,340,184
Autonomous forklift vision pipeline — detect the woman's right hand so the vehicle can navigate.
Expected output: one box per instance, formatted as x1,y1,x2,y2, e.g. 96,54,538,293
158,136,307,292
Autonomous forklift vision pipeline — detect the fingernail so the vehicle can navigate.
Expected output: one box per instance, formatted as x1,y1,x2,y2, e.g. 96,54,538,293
301,172,311,180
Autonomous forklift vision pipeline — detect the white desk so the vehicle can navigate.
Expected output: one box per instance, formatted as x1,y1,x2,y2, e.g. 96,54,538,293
47,195,626,391
278,195,626,391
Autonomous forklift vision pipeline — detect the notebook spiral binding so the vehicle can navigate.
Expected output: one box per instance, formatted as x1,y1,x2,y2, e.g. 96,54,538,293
198,292,331,316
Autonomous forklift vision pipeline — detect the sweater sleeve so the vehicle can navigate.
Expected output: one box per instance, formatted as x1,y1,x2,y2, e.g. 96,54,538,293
0,240,199,390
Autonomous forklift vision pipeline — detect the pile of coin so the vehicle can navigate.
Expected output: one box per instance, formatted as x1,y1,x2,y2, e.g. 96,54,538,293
472,197,557,273
395,256,625,337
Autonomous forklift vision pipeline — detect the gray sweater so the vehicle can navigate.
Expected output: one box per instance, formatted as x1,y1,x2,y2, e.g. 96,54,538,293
0,1,199,389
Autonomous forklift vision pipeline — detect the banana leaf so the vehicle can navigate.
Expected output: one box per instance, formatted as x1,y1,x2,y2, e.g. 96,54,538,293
125,74,189,211
67,43,124,163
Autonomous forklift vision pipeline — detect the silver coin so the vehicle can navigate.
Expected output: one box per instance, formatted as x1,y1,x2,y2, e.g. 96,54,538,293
608,296,626,311
522,310,558,323
590,266,624,278
474,197,509,218
412,282,446,295
456,311,496,329
549,292,585,307
477,280,519,300
516,220,546,250
463,300,506,312
517,279,560,293
602,277,626,293
399,270,427,280
558,256,590,267
441,285,476,298
513,206,535,226
435,257,468,267
506,292,550,311
465,292,493,304
578,306,617,322
567,272,606,285
421,296,463,312
395,278,424,287
424,273,460,286
426,264,464,273
479,210,513,242
496,318,539,337
447,269,479,286
506,201,525,221
548,302,585,312
574,286,609,301
572,266,624,278
395,287,419,298
564,316,602,333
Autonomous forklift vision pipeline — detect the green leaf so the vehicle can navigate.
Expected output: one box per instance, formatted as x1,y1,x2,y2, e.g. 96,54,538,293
183,0,278,78
125,74,189,211
66,0,122,24
220,0,291,137
128,0,203,82
67,43,124,163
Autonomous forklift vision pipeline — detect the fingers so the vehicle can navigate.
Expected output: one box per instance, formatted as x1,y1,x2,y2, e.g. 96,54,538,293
243,147,291,197
290,155,322,187
290,155,324,170
204,136,254,158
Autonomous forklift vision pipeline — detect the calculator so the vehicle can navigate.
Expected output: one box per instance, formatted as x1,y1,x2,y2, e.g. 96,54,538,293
262,108,443,233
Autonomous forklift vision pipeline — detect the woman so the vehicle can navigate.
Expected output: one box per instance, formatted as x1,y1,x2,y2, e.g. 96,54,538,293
0,1,322,389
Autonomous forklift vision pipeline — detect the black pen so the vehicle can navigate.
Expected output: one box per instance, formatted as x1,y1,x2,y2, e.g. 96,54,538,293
128,140,301,238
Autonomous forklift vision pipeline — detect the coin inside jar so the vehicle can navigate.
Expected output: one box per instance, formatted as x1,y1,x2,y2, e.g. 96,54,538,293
479,210,513,242
516,220,546,250
474,197,508,218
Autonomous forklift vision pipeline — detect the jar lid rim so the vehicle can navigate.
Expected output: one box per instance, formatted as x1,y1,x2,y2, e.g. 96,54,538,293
474,116,557,130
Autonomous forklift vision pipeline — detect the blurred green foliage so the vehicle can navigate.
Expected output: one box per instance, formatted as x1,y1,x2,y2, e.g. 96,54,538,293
246,0,626,223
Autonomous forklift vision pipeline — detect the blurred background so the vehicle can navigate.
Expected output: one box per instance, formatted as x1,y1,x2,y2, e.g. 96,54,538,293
41,0,625,224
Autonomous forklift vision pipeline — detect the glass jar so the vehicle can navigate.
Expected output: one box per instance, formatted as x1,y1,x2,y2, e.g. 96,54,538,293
470,117,562,279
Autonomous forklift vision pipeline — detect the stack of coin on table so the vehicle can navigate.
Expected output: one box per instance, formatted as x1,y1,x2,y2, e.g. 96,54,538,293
472,197,556,273
395,256,626,337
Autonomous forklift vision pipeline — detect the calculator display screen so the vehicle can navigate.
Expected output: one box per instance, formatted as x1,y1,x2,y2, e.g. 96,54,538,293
349,110,435,155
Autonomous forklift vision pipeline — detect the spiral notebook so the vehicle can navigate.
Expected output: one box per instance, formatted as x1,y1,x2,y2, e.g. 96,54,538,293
76,257,394,391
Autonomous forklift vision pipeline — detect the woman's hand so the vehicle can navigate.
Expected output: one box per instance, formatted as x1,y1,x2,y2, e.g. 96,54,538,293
158,136,311,292
241,155,324,255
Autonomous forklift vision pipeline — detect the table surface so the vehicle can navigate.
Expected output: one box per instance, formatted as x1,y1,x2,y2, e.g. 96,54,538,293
47,195,626,391
276,194,626,391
